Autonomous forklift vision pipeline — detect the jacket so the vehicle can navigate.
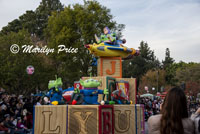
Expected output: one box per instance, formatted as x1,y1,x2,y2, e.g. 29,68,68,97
191,113,200,134
148,114,195,134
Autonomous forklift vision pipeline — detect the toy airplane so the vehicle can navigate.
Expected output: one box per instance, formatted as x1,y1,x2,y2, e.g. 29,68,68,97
85,42,139,59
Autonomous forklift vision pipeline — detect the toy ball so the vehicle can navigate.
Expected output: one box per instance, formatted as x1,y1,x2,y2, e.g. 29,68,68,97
100,100,105,105
26,65,34,75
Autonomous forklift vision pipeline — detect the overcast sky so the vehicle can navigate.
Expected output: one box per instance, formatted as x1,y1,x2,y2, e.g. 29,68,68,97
0,0,200,63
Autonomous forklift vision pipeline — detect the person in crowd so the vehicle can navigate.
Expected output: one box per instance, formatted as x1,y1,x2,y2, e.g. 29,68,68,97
0,119,10,134
148,87,195,134
16,118,29,134
23,112,33,129
3,114,17,134
191,107,200,134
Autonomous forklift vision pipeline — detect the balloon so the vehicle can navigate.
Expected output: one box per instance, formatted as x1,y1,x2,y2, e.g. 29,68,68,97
26,65,34,75
145,86,148,91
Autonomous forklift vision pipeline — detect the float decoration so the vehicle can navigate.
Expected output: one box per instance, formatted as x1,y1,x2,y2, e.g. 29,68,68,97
73,76,109,105
85,27,139,59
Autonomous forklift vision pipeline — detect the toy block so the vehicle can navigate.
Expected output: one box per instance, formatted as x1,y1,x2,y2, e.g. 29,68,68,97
34,105,67,134
116,78,137,104
136,104,145,134
68,105,99,134
114,104,145,134
99,105,114,134
33,105,144,134
114,105,136,134
97,57,122,78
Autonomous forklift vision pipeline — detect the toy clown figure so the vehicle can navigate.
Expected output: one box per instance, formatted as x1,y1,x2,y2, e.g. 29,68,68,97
95,27,117,44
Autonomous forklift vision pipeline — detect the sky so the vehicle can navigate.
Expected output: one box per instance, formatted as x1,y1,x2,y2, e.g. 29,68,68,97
0,0,200,63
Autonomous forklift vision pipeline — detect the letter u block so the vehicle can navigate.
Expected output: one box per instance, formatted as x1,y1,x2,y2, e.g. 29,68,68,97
97,57,122,78
114,105,145,134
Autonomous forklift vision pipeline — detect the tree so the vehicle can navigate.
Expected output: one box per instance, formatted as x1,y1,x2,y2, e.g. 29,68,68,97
175,63,200,96
139,69,166,94
19,11,37,35
45,1,125,85
0,19,22,35
162,48,174,69
162,48,175,85
0,0,64,38
0,29,55,94
35,0,64,37
122,41,160,90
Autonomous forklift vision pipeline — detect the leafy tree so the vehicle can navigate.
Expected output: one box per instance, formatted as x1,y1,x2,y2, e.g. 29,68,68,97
0,29,54,94
139,69,166,94
0,0,124,93
162,48,175,85
0,0,64,38
45,1,124,85
19,11,37,35
122,41,160,90
175,63,200,95
162,48,174,69
0,19,22,35
35,0,64,37
176,63,200,82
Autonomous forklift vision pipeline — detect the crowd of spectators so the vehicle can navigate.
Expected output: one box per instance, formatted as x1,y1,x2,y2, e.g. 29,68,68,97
1,86,200,134
138,96,163,121
0,88,38,134
138,94,200,121
187,95,200,115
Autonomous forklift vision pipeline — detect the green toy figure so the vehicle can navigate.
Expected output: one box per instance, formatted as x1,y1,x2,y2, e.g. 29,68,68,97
45,76,63,105
74,77,109,105
95,27,116,44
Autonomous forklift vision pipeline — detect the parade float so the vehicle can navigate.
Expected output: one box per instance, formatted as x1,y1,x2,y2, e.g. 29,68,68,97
33,27,145,134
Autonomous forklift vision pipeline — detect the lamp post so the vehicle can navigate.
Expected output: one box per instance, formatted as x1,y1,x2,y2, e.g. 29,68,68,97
157,70,159,93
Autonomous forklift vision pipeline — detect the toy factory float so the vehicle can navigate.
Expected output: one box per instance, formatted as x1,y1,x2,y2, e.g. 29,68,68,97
33,27,145,134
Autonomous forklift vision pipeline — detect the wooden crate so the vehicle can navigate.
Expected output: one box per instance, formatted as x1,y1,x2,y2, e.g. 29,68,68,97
99,105,114,134
114,105,145,134
33,105,144,134
34,105,67,134
116,78,137,104
97,57,122,78
68,105,99,134
135,104,145,134
114,105,136,134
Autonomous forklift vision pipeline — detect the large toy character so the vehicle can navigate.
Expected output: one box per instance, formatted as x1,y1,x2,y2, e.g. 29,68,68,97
95,27,117,44
45,76,63,105
74,78,109,104
85,26,139,59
